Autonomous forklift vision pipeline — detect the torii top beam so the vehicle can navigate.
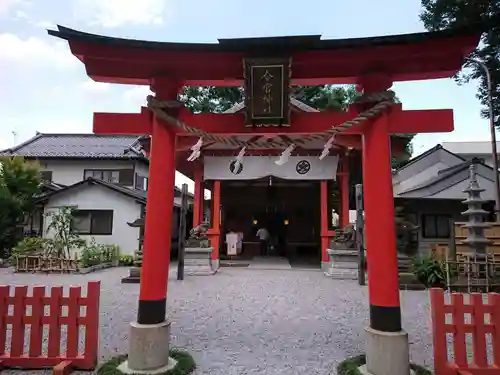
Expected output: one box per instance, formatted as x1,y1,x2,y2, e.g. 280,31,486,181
48,25,480,87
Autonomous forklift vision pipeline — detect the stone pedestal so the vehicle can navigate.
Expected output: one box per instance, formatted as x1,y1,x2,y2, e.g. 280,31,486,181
397,254,425,290
324,248,359,279
118,321,177,374
121,267,141,284
185,247,216,275
362,327,411,375
397,253,413,273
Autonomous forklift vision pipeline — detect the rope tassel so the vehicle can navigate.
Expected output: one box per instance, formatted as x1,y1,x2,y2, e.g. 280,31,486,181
187,137,203,162
319,134,336,161
275,144,295,166
233,147,246,171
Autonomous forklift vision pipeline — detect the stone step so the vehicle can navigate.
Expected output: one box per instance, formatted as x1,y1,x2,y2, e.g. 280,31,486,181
324,269,358,280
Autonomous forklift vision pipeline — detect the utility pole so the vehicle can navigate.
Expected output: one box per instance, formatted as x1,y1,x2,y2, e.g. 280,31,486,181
177,183,189,280
466,58,500,222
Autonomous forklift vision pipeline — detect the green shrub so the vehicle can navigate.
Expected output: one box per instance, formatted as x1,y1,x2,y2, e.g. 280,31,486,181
412,254,446,288
79,238,120,268
119,255,134,266
11,236,46,258
337,354,432,375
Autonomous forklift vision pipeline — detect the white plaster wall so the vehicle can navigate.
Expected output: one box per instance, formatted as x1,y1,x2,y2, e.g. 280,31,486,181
43,184,142,258
134,161,149,177
38,159,137,186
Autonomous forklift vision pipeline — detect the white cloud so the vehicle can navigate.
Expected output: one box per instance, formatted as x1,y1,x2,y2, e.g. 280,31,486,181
14,9,27,19
33,20,55,29
0,0,23,15
0,33,77,69
123,86,153,106
0,136,9,151
80,80,111,93
73,0,171,28
35,119,90,134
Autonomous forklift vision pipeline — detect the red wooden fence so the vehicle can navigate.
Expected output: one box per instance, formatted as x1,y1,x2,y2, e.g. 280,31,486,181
430,288,500,375
0,281,100,374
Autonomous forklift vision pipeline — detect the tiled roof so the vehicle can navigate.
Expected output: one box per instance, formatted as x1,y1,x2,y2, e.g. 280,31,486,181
0,133,148,160
398,158,494,196
36,177,148,203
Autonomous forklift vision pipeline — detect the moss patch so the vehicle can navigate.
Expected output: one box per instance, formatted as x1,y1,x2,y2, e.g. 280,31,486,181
97,349,196,375
337,354,432,375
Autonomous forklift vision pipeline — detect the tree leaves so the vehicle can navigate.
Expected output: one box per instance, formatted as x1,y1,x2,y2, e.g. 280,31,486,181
0,157,41,256
420,0,500,128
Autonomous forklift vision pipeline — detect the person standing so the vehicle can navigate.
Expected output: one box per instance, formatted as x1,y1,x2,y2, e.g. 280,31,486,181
256,226,270,256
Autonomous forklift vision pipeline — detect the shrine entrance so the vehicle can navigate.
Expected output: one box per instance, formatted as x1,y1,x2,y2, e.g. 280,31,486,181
221,177,321,265
49,24,480,375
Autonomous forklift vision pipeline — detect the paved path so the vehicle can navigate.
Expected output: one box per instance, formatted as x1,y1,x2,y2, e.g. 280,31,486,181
248,256,292,269
0,267,433,375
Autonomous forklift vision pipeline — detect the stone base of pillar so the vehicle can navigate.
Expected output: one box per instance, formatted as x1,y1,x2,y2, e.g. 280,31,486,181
185,247,216,276
398,272,425,290
117,321,175,374
363,327,411,375
212,258,220,270
121,267,141,284
321,261,330,272
324,248,359,280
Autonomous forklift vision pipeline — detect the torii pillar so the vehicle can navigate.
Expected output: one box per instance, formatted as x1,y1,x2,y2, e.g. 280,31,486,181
121,79,181,373
358,75,431,375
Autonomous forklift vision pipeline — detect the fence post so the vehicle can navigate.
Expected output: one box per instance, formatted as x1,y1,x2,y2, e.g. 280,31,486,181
430,288,448,375
0,285,9,356
490,293,500,367
10,286,28,357
83,281,101,369
451,293,468,368
471,293,488,367
47,286,63,358
28,286,45,357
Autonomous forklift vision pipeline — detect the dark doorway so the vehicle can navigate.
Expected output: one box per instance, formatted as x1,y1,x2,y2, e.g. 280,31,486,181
220,177,321,265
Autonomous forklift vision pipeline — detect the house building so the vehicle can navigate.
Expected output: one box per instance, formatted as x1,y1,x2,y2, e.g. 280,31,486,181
442,141,500,169
0,133,193,257
392,144,498,254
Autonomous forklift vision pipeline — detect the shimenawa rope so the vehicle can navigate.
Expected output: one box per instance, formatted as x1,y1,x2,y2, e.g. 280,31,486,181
146,90,396,163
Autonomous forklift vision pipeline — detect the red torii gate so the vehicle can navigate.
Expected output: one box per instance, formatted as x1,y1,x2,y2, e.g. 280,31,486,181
49,25,480,375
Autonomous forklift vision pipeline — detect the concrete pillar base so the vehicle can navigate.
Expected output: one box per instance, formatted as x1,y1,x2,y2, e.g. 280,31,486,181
118,357,177,374
121,320,172,373
321,261,330,272
364,326,411,375
212,258,220,270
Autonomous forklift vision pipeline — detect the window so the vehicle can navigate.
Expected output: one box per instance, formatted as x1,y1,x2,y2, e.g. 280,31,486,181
421,214,451,239
72,210,113,235
84,169,134,185
40,171,52,182
135,174,148,191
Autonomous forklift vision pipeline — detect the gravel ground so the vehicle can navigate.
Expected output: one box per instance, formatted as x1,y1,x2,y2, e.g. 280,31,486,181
0,266,433,375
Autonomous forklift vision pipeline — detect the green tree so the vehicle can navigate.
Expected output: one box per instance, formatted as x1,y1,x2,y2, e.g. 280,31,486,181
0,157,41,258
420,0,499,127
179,85,361,113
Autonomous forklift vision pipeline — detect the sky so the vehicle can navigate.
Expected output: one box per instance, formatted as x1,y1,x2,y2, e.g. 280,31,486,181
0,0,494,190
